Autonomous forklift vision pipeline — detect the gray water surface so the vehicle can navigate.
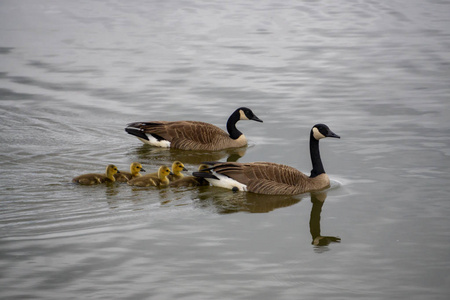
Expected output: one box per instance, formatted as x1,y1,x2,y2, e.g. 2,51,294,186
1,0,450,299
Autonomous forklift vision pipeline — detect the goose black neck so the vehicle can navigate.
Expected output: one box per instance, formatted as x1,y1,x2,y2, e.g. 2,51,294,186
309,131,325,178
226,110,243,140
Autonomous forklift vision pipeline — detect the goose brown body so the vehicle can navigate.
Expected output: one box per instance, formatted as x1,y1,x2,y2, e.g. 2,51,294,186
197,162,330,195
72,164,119,185
125,107,262,151
114,162,146,182
127,165,172,187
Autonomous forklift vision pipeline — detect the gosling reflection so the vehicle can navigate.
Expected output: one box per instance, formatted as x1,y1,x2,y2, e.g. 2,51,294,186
131,144,247,165
310,192,341,247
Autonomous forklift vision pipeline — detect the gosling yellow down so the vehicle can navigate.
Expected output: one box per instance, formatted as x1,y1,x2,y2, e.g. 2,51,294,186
127,165,173,187
72,164,120,185
114,162,146,182
148,161,188,182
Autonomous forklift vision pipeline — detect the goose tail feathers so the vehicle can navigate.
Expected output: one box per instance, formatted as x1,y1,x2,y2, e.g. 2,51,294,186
125,128,149,141
192,171,219,180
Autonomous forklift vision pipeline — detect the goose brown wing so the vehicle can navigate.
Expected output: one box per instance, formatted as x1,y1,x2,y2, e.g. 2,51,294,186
211,162,308,194
128,121,229,150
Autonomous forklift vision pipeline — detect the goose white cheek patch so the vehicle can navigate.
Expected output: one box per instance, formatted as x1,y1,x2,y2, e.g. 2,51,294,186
312,127,326,140
239,110,249,120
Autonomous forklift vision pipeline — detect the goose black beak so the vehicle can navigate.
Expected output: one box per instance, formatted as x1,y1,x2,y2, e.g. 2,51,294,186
251,115,263,123
141,168,146,172
183,167,188,171
327,131,340,139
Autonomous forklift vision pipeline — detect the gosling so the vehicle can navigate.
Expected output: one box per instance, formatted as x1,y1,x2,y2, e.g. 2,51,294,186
148,161,187,182
115,162,146,182
72,164,120,185
127,165,173,187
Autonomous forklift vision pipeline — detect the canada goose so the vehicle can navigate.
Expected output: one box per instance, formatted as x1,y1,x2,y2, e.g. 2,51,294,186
193,124,340,195
114,162,146,182
170,164,210,188
125,107,263,151
148,161,187,181
72,164,120,185
127,165,173,187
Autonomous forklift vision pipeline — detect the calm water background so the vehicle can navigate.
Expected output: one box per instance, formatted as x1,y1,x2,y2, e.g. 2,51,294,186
1,0,450,299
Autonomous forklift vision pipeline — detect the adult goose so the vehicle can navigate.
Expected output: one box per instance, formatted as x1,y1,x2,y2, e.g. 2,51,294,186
72,164,120,185
125,107,263,151
192,124,340,195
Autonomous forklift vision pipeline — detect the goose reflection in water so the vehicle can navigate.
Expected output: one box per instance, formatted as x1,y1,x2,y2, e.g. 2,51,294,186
193,188,340,248
131,144,247,165
193,186,302,214
310,192,341,248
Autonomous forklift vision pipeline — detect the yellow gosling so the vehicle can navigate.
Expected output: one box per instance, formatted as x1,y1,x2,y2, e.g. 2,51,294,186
72,164,119,185
127,165,173,187
115,162,146,182
148,161,187,182
168,161,188,181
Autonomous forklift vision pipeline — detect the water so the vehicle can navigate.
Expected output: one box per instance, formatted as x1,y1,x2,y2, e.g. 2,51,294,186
1,0,450,299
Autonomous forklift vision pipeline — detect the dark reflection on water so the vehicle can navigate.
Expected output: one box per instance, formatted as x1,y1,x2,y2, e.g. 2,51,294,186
193,186,303,214
309,192,341,251
131,144,247,164
192,188,341,249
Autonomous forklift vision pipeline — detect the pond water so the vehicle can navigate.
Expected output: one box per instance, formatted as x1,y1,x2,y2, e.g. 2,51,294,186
1,0,450,299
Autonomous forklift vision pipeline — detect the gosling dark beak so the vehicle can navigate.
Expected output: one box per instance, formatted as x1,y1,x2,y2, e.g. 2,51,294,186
141,168,146,172
252,115,263,123
117,170,121,173
327,131,340,139
169,172,174,175
183,167,188,171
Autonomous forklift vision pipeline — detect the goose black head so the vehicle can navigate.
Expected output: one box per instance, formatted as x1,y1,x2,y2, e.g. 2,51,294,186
238,107,263,123
312,124,340,140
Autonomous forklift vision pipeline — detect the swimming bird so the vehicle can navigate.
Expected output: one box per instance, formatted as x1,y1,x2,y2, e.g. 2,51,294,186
72,164,120,185
114,162,146,182
170,164,210,188
148,161,187,182
127,165,173,187
125,107,263,151
192,124,340,195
